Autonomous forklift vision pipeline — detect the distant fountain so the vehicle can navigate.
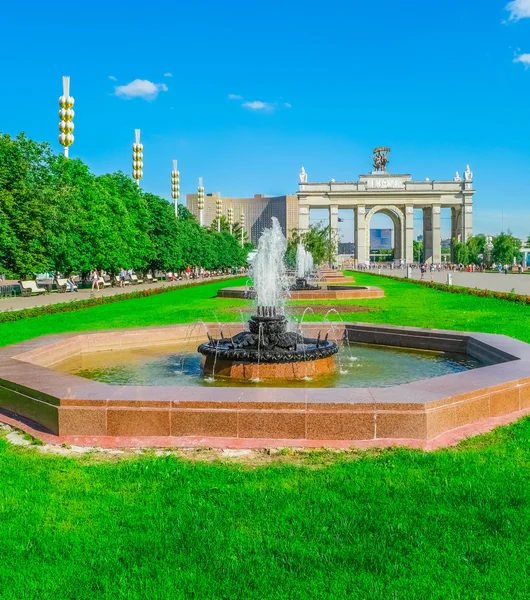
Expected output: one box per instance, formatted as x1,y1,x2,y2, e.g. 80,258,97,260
198,218,337,379
290,243,321,291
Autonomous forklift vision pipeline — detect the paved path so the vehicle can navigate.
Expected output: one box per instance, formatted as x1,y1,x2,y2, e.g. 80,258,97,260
356,268,530,295
0,275,240,313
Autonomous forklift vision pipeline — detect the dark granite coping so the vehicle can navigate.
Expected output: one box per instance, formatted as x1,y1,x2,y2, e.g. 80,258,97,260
0,323,529,411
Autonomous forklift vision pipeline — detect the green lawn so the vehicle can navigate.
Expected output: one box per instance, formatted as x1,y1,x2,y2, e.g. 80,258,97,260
2,274,530,599
1,423,530,599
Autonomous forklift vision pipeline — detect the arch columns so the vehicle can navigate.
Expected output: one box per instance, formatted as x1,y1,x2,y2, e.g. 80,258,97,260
354,206,367,263
423,205,441,264
330,205,339,255
298,205,310,233
405,206,414,264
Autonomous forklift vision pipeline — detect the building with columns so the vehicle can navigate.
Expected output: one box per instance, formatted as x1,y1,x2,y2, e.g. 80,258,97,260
296,162,476,264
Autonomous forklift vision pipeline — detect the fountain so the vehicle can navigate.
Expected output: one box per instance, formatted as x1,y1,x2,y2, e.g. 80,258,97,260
290,244,321,291
198,218,338,379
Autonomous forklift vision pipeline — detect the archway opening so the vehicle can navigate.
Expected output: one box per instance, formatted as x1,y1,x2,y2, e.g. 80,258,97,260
370,212,395,263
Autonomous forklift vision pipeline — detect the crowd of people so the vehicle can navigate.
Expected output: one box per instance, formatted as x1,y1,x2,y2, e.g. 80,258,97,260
86,266,247,292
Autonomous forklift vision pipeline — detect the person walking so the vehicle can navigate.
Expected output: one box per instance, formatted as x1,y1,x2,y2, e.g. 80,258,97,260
119,268,126,288
91,269,100,291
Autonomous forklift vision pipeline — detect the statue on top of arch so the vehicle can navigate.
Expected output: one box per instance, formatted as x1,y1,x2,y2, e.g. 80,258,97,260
372,147,390,172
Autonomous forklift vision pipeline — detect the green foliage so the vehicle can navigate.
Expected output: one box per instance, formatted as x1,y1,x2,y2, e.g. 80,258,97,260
451,234,487,266
492,231,522,266
413,240,423,262
0,133,248,277
287,224,336,266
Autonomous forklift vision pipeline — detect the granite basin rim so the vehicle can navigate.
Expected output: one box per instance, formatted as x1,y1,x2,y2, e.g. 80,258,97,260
1,322,530,446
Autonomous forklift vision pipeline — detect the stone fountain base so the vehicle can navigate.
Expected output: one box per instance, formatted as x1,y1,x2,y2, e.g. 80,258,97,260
201,354,336,380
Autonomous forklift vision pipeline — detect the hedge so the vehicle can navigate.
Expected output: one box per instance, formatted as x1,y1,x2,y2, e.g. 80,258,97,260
0,276,239,324
352,271,530,305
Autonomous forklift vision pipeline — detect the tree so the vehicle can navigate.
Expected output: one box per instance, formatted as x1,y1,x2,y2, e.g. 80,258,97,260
492,231,522,266
287,224,336,266
413,240,423,263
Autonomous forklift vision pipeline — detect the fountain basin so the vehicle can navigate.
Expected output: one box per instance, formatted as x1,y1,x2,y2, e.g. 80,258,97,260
1,323,530,450
217,286,384,300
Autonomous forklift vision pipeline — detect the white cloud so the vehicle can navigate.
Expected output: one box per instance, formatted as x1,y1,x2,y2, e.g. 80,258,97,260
514,52,530,67
242,100,276,111
284,102,292,108
506,0,530,21
228,93,243,100
108,75,117,81
164,72,172,77
114,79,168,100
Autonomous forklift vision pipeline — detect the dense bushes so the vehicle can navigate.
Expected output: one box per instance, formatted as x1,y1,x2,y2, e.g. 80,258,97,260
0,133,250,277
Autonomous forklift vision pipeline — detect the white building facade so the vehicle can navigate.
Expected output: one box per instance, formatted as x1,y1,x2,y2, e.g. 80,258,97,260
296,164,476,265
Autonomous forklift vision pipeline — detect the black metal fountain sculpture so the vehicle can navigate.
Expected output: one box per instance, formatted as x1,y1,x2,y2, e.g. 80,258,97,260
198,306,337,365
197,219,338,379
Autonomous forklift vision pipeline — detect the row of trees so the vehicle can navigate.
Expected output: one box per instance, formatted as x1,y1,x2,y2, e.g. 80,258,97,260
411,233,524,266
0,133,252,278
452,232,523,267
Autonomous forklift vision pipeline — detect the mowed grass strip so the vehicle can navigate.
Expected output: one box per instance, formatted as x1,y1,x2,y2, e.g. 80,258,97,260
1,422,530,600
0,277,249,348
2,272,530,347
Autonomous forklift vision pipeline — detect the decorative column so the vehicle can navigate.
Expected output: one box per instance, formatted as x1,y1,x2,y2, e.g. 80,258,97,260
432,205,441,263
216,195,222,232
354,206,367,264
58,76,74,158
330,205,339,257
197,177,204,226
461,165,473,243
405,206,414,264
422,206,441,264
227,207,234,235
132,130,143,187
171,160,180,217
298,205,310,232
239,212,245,247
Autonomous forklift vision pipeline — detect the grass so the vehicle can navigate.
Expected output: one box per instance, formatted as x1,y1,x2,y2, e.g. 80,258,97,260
1,421,530,599
2,273,530,598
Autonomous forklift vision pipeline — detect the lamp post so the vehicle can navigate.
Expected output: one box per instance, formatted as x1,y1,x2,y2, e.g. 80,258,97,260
171,160,180,217
227,207,234,235
216,195,222,232
58,76,74,158
239,212,245,247
197,177,204,226
132,129,143,187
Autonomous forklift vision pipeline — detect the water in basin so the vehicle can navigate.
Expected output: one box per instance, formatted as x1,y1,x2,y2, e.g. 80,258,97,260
53,342,483,388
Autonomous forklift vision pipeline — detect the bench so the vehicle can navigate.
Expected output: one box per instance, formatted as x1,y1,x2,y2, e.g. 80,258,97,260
19,280,46,297
146,273,158,283
130,274,144,285
55,278,78,293
113,276,130,287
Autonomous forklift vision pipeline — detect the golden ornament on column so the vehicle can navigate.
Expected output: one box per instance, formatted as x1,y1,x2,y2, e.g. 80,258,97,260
58,76,75,157
171,159,180,217
132,129,143,186
216,195,222,232
227,207,234,235
197,177,205,226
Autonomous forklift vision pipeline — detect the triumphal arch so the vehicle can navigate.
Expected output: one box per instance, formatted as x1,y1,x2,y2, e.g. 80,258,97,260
297,148,476,264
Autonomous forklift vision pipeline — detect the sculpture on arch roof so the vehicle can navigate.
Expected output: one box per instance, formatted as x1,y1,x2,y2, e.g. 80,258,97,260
299,166,307,184
372,147,390,172
464,165,473,181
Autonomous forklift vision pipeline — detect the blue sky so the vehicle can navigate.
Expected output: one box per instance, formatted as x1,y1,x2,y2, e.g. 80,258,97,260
2,0,530,242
